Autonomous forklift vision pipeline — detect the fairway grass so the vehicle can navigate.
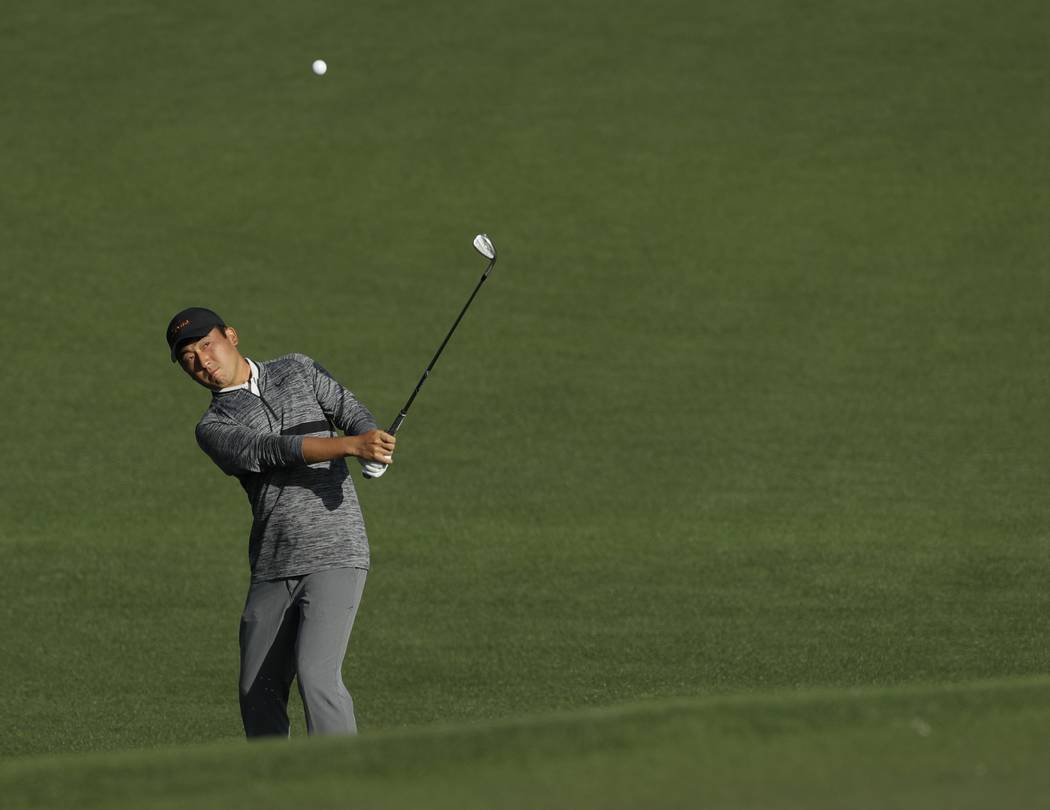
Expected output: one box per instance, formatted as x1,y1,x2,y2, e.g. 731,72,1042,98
3,0,1049,784
4,676,1049,809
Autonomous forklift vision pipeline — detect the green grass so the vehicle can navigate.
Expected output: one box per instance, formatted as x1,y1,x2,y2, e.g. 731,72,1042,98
5,677,1050,809
1,0,1049,803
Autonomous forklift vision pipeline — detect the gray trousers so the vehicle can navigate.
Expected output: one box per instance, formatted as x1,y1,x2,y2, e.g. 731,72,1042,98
238,567,367,738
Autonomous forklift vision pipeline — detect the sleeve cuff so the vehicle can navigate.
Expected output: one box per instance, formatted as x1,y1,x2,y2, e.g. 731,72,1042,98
286,434,307,465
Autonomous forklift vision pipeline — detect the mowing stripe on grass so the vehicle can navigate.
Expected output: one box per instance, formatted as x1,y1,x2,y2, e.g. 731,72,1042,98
4,676,1050,809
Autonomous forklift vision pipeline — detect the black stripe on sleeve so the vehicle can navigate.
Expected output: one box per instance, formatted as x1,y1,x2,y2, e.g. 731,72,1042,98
281,420,334,437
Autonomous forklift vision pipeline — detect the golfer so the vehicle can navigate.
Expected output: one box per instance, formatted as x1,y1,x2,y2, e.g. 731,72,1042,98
166,307,395,738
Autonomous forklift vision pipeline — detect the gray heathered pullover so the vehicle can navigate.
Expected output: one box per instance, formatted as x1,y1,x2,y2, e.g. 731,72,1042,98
195,353,378,582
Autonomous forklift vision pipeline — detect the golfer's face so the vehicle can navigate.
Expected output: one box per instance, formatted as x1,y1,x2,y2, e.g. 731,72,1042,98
178,327,243,391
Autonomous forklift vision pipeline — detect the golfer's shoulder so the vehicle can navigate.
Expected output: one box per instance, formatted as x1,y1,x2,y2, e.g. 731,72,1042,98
194,390,255,436
263,352,317,375
195,398,237,428
263,353,342,390
194,405,230,447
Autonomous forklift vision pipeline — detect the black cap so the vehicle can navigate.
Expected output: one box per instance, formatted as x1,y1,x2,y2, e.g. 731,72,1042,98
166,307,225,362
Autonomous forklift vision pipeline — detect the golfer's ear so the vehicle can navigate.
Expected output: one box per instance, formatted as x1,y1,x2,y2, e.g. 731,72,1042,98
225,326,239,347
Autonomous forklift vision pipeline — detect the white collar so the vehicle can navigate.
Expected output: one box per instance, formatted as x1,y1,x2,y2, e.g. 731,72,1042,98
219,358,260,396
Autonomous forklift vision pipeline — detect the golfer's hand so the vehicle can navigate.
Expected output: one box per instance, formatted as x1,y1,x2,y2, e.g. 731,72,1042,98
358,458,388,479
352,429,396,464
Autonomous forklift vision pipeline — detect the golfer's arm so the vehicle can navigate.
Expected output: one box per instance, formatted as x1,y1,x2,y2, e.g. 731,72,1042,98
302,436,358,464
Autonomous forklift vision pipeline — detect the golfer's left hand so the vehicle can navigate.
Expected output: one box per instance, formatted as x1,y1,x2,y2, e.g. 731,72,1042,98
359,458,389,479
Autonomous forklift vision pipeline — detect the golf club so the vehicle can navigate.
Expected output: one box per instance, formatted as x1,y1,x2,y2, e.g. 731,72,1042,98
362,233,498,479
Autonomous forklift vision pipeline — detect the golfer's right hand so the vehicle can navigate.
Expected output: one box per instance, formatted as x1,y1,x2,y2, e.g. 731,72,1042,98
352,429,396,464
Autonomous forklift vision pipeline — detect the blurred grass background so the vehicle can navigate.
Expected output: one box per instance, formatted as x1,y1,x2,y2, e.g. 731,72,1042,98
1,0,1048,763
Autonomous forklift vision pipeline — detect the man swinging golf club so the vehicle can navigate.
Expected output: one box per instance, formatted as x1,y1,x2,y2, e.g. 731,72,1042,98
166,306,395,738
167,236,496,738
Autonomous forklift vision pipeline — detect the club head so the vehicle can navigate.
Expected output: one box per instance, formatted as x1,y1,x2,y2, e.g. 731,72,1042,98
473,233,497,261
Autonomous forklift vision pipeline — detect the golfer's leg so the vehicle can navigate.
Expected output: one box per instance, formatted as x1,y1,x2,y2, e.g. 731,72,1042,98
239,578,299,738
295,567,367,735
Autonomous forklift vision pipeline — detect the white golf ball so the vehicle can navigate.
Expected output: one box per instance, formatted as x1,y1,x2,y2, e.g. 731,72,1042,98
312,59,327,76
